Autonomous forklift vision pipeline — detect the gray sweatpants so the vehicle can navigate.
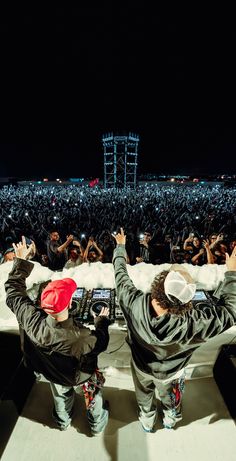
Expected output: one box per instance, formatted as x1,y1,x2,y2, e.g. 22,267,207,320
131,359,185,429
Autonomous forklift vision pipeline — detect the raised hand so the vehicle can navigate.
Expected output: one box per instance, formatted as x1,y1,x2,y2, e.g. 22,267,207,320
226,247,236,271
26,240,36,260
13,236,35,260
112,227,126,245
67,234,74,243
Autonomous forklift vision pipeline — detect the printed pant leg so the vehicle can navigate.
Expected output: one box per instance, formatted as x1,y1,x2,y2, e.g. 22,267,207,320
156,373,185,428
131,360,157,430
85,388,109,434
49,382,75,429
79,371,109,435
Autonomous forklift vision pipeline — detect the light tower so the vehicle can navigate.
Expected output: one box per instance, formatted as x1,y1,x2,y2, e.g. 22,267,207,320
102,132,139,188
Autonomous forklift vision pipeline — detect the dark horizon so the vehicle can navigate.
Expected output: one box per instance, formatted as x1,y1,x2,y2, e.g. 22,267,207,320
1,7,235,178
0,138,235,180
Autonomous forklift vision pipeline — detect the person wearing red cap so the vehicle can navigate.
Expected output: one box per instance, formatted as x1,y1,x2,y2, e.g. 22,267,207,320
5,237,110,435
112,228,236,432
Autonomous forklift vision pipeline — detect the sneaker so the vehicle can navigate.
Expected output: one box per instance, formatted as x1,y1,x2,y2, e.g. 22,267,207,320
163,414,182,430
138,409,157,433
163,424,174,430
141,423,155,433
59,424,70,431
53,407,73,431
91,430,103,437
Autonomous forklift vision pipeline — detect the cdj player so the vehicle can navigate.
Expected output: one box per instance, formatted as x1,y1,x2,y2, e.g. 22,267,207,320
192,289,215,307
71,287,118,324
89,288,116,323
71,288,214,323
90,289,111,317
71,287,88,321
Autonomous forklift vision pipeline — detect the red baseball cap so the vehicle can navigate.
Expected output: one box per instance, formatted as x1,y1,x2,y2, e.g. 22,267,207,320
41,278,77,314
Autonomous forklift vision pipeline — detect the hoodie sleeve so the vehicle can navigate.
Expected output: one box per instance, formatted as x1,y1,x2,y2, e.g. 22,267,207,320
90,315,110,354
112,244,143,314
4,258,43,331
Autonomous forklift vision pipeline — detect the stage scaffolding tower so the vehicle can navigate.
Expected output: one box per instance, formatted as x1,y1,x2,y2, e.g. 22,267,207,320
102,132,139,188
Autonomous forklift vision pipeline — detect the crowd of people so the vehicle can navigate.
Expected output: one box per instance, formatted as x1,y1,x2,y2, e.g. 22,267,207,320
0,183,235,267
2,181,236,435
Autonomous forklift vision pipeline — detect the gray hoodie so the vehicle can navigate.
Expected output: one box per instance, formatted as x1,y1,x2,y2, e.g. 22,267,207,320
113,244,236,379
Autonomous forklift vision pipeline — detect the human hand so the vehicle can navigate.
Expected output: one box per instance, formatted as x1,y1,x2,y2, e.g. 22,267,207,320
136,257,144,263
67,234,74,242
27,240,36,260
13,236,35,260
98,307,110,317
112,227,126,245
186,233,194,241
226,247,236,271
140,239,148,247
202,239,210,250
72,239,81,247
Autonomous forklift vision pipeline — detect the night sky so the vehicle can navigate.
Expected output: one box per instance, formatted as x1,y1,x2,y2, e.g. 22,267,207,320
0,6,235,179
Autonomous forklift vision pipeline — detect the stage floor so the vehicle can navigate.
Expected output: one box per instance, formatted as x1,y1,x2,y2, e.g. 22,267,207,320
1,368,236,461
1,329,236,461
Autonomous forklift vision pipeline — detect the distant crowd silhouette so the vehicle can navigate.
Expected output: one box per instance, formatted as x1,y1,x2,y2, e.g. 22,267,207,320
0,183,236,267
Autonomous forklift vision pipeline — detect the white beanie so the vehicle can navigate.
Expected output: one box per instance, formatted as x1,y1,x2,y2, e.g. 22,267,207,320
164,271,196,304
